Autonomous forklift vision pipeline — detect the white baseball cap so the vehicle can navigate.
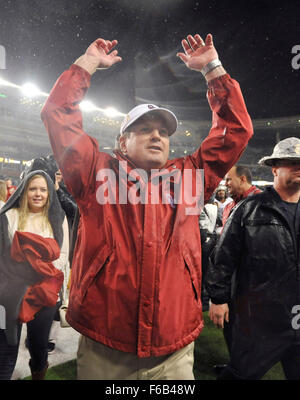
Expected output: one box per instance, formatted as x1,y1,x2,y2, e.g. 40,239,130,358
120,104,178,136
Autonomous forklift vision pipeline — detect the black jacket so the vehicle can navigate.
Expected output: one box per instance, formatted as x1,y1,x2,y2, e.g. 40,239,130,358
206,186,300,340
56,187,77,229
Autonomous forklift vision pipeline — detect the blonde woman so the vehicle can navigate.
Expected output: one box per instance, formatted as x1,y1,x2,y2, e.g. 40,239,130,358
0,170,69,380
0,180,7,209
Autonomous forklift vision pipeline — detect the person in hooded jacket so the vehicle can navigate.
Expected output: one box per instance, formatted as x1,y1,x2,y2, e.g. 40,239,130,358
0,170,69,380
23,156,77,352
24,154,77,234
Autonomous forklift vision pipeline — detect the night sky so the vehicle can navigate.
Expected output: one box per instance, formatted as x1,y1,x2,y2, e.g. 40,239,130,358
0,0,299,121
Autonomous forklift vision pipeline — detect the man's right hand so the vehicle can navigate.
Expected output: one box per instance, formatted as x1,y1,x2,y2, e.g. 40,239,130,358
74,38,122,75
209,303,229,329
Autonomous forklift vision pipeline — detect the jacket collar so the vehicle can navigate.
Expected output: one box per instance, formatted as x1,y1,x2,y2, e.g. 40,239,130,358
262,185,286,205
233,185,260,204
258,186,294,226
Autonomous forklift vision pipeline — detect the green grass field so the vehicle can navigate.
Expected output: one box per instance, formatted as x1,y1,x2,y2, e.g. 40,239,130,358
193,312,285,380
27,312,285,380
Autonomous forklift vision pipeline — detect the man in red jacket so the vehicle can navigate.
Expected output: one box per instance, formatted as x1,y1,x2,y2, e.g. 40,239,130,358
222,165,262,227
41,34,253,379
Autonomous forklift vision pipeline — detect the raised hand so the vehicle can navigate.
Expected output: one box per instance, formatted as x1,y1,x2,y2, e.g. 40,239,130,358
177,34,218,72
86,38,122,68
75,38,122,75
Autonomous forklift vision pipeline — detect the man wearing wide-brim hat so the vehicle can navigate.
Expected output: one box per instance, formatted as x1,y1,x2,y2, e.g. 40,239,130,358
207,137,300,380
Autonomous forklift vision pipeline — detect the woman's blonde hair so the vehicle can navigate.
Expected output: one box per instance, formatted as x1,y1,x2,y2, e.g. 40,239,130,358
0,180,7,202
18,174,51,232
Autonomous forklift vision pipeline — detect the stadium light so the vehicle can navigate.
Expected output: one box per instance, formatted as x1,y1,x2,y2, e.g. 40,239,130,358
21,82,41,97
0,77,20,88
80,100,97,112
104,107,124,117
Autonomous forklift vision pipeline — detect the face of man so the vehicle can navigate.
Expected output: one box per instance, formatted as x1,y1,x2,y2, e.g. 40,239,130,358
225,167,243,198
120,115,170,171
272,160,300,191
5,179,12,187
216,190,226,201
27,176,49,213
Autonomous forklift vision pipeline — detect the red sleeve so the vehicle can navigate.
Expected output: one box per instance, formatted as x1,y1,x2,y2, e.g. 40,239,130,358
190,74,253,202
41,64,99,200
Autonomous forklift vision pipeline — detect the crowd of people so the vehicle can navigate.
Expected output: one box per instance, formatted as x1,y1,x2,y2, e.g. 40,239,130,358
0,33,299,381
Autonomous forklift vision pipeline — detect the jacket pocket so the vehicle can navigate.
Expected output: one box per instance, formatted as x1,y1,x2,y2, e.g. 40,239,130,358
79,245,112,301
183,252,199,302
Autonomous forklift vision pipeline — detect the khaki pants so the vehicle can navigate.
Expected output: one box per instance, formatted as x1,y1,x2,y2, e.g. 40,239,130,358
77,335,195,380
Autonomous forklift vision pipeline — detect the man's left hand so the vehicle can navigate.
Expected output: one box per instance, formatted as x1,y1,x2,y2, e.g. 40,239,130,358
177,34,226,81
209,302,229,329
177,34,218,71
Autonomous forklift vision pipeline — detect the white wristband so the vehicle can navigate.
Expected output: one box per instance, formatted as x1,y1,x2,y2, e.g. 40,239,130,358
201,59,222,76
